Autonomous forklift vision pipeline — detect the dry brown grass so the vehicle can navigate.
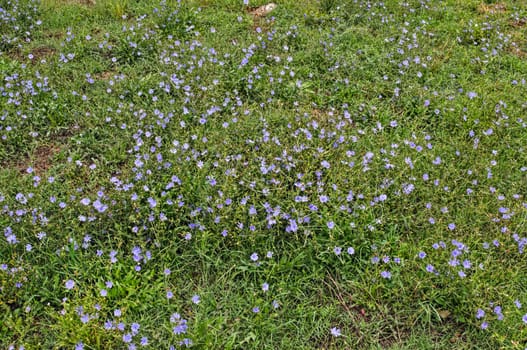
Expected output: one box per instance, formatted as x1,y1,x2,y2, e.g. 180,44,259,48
2,143,62,176
476,2,507,15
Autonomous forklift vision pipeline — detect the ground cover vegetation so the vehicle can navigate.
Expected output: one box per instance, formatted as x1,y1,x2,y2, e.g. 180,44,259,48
1,0,527,348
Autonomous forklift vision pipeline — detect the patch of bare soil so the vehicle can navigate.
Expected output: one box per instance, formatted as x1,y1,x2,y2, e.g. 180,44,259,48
95,71,116,81
508,46,527,58
30,46,56,61
31,144,62,174
246,3,277,18
54,0,96,6
1,142,64,176
44,30,64,39
477,3,506,15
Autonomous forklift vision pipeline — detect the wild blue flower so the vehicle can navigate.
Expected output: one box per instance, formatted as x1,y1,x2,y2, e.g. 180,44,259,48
173,320,188,335
65,280,75,290
330,327,341,337
131,323,140,335
476,309,485,319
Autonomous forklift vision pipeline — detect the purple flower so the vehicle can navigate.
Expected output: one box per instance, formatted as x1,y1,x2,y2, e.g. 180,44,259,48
380,271,391,279
333,246,342,255
262,283,269,292
250,253,259,262
173,320,188,335
448,223,456,230
131,323,140,334
252,306,260,313
286,219,298,232
191,295,200,304
347,247,355,255
523,314,527,324
93,199,108,213
402,183,415,195
330,327,341,337
65,280,75,290
476,309,485,319
147,197,157,208
123,333,132,343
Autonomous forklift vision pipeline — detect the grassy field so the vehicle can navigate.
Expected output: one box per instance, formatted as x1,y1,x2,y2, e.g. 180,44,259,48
1,0,527,348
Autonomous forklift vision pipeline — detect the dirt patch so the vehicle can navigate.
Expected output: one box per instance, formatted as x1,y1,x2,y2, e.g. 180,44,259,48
32,144,62,174
311,108,340,126
477,3,506,15
510,18,526,28
508,46,527,59
246,3,277,18
6,46,56,63
30,46,56,61
2,143,62,176
44,30,64,39
49,0,96,6
95,71,116,80
507,32,527,59
247,3,277,32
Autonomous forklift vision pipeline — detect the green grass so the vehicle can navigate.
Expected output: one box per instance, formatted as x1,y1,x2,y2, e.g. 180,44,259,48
1,0,527,348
